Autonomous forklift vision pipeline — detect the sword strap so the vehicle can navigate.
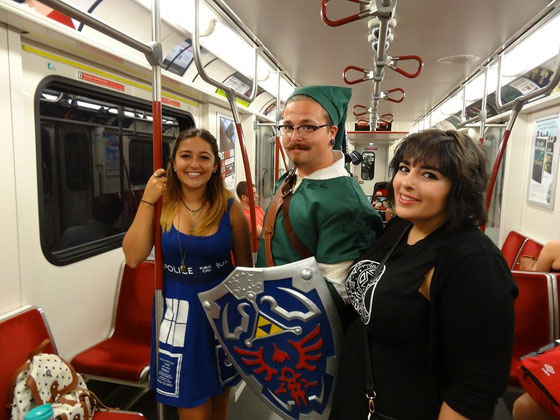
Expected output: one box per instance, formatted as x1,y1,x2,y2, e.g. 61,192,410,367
263,170,312,266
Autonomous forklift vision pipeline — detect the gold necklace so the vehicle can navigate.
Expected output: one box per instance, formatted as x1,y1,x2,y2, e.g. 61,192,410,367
177,215,188,273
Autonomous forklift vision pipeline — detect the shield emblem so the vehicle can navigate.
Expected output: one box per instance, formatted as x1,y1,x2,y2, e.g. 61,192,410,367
198,257,343,419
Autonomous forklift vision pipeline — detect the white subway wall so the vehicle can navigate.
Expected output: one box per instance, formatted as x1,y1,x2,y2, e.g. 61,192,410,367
499,104,560,246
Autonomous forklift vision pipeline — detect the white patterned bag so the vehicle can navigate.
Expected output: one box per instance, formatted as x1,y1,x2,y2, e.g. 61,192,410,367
10,339,100,420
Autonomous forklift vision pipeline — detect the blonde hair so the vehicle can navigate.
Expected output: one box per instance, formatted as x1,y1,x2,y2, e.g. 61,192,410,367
160,128,231,235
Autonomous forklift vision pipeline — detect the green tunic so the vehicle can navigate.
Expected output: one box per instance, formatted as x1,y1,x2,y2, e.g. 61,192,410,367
256,173,383,267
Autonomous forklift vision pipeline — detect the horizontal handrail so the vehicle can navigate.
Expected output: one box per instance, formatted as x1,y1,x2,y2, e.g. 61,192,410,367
415,1,560,131
495,48,560,113
37,0,156,62
387,55,424,78
343,65,373,85
193,0,258,104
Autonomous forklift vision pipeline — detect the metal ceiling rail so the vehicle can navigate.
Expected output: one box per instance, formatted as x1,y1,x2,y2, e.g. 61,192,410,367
483,50,560,229
193,0,259,253
324,0,423,130
415,0,560,131
210,0,299,89
495,49,560,113
37,0,159,64
36,2,166,418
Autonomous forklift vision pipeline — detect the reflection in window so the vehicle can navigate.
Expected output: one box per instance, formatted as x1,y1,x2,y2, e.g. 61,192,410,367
361,151,375,180
38,81,193,265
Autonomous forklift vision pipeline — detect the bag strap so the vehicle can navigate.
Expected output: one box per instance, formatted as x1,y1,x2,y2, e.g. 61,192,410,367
263,170,312,266
6,338,52,409
364,222,411,417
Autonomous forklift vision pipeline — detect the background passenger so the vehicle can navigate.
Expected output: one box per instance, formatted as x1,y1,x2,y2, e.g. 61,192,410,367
236,180,265,237
518,240,560,272
256,85,383,314
122,128,251,420
331,129,517,420
384,206,395,222
513,392,555,420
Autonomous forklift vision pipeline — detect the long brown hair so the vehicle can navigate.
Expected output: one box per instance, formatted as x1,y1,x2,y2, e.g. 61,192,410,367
161,128,231,234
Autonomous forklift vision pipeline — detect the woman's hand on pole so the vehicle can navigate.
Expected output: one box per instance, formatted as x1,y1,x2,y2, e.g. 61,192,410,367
142,168,167,204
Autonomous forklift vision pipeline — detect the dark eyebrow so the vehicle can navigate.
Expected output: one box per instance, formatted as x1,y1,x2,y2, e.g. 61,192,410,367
420,164,442,172
402,159,442,172
282,119,319,125
178,149,211,156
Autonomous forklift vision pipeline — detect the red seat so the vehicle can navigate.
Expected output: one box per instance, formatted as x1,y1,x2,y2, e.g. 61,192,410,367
0,306,145,420
71,261,154,385
510,271,556,387
512,239,544,271
501,231,528,269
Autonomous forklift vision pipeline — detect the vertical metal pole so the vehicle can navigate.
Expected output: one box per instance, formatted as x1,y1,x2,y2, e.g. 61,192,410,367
274,71,281,181
461,84,466,124
225,90,258,253
479,66,488,144
151,1,164,419
481,101,523,232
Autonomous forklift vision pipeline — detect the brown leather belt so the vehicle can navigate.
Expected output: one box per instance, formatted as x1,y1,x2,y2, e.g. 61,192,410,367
262,170,312,266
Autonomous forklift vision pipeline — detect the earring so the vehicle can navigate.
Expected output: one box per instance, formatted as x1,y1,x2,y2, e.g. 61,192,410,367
173,167,177,172
329,138,335,146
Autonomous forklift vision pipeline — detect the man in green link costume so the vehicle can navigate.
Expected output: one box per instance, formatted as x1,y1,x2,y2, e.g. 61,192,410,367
256,85,383,309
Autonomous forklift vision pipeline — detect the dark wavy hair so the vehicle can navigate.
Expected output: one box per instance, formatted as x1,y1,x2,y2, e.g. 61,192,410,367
161,128,231,234
387,129,488,231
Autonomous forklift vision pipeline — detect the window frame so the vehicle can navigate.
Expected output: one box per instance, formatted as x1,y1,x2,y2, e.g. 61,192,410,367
35,76,194,266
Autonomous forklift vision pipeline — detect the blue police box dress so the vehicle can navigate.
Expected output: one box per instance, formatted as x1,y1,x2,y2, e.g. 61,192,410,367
150,198,240,408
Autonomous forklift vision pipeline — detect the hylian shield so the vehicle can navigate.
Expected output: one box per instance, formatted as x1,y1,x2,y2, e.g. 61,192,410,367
198,257,343,420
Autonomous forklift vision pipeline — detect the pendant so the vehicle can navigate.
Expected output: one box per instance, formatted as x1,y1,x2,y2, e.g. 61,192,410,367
180,263,187,273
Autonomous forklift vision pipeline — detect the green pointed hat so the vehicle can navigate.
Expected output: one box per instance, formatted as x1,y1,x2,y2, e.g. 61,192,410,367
287,85,352,150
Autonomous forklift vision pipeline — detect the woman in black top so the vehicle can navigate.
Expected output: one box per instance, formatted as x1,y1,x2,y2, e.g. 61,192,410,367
330,130,517,420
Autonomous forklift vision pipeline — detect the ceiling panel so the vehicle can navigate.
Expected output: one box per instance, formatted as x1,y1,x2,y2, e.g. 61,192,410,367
223,0,551,126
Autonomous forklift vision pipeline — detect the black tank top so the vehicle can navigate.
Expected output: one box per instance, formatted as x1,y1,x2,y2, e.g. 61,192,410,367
334,218,449,420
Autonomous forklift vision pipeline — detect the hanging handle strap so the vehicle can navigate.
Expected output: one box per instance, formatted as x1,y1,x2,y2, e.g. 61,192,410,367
387,55,424,78
381,87,405,103
343,65,374,85
353,104,370,116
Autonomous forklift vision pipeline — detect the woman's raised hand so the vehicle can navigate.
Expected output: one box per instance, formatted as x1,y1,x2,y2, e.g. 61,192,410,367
142,168,168,205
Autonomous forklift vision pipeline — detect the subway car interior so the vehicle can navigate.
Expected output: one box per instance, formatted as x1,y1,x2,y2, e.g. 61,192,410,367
1,0,560,419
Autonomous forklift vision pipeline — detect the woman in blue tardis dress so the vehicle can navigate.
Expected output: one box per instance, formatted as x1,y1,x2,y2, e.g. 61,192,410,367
123,128,252,420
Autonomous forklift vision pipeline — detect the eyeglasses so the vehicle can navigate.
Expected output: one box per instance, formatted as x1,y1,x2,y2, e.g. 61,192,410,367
277,124,331,139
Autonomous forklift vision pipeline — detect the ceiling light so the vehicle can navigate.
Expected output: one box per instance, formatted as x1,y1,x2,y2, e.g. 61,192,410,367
502,12,560,77
437,55,480,65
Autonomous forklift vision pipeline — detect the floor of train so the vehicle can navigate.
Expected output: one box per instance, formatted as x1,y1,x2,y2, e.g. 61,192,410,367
88,379,522,419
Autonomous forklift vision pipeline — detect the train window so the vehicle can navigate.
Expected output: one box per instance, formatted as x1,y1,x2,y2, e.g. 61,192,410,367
36,79,194,265
129,139,171,185
361,151,375,180
64,131,91,191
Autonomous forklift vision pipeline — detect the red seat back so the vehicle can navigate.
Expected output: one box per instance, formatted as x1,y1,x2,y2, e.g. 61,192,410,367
512,239,544,271
501,231,527,269
513,271,554,353
0,307,56,420
113,261,154,342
